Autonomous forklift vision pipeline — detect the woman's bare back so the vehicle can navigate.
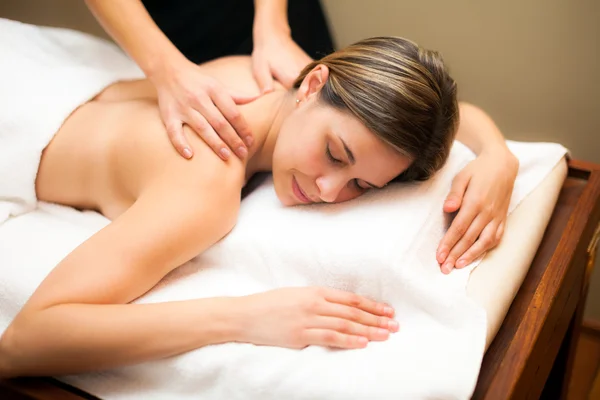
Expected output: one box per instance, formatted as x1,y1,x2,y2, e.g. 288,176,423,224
35,56,266,220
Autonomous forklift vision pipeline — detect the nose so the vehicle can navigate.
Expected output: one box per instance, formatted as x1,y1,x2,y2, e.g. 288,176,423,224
315,174,346,203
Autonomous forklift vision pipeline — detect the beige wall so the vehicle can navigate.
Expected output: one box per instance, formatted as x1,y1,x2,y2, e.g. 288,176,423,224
0,0,108,39
321,0,600,318
2,1,600,316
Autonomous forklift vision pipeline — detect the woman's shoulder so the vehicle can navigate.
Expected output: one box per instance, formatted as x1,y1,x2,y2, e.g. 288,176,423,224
200,56,285,94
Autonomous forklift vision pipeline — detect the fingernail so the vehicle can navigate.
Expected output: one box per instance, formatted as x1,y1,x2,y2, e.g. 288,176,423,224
456,259,466,268
358,337,368,347
376,328,390,337
388,320,399,332
182,148,193,159
220,148,231,159
237,146,248,159
442,262,453,274
384,306,394,316
245,136,254,147
438,251,448,263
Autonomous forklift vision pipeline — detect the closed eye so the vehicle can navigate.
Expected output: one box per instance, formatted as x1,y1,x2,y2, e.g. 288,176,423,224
353,179,370,191
326,143,343,164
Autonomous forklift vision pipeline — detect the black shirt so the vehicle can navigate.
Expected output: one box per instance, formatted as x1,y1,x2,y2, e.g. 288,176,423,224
141,0,334,64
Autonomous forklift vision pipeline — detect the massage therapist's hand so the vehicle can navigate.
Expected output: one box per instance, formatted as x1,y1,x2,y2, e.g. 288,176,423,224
252,28,312,92
152,58,258,160
236,287,398,349
437,146,519,274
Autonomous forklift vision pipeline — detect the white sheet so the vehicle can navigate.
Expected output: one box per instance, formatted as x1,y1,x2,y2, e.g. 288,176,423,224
0,139,567,400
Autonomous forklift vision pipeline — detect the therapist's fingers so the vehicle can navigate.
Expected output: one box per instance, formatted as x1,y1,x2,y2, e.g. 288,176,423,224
454,221,500,269
212,89,255,150
184,109,232,161
441,214,489,274
196,95,248,159
252,56,275,95
229,90,260,106
163,114,192,159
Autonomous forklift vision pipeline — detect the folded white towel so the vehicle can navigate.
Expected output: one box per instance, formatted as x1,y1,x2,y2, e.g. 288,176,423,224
0,138,567,399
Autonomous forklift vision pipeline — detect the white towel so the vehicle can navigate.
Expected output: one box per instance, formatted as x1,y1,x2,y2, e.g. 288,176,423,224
0,139,567,400
0,18,142,222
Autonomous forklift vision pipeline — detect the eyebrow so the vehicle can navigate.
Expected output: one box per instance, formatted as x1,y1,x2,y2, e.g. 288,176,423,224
338,136,385,189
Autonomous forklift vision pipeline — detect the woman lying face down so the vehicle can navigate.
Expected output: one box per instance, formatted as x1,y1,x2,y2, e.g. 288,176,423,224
262,37,458,206
0,36,459,377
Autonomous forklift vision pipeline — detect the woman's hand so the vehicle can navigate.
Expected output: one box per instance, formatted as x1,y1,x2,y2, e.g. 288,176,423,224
152,58,258,160
236,287,398,349
436,146,519,274
252,31,312,93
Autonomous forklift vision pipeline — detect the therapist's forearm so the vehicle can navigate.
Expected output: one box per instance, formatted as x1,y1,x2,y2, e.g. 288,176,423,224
0,298,239,377
456,102,508,156
254,0,290,37
85,0,186,79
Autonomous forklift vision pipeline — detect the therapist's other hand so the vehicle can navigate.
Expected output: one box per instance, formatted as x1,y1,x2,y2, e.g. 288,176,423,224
436,146,519,274
152,59,258,160
252,33,312,92
238,287,398,349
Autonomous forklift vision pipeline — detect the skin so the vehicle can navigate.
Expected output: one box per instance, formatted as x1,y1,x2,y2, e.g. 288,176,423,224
84,0,519,273
85,0,311,161
0,57,404,378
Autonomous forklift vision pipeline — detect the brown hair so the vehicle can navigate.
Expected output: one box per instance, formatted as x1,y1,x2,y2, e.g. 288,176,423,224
293,36,459,182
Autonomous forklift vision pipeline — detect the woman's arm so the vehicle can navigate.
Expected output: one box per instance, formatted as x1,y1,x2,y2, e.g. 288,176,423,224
0,152,244,376
454,102,512,156
437,102,519,273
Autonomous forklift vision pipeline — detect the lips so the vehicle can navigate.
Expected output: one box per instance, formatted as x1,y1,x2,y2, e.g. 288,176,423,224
292,176,312,204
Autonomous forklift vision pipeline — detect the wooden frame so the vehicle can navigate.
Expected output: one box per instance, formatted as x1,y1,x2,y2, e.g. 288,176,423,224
2,159,600,400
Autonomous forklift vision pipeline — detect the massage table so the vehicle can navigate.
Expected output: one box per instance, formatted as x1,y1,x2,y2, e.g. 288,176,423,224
1,158,599,400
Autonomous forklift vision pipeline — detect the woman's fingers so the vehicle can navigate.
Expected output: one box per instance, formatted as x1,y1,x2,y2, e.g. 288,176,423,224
455,221,502,268
311,316,391,341
442,213,489,273
303,329,368,349
321,288,394,318
437,204,478,266
321,302,399,332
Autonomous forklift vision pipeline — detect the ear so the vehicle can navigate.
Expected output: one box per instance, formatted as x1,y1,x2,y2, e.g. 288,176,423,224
296,64,330,103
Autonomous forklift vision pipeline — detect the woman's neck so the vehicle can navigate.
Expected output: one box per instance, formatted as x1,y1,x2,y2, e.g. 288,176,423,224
241,89,295,178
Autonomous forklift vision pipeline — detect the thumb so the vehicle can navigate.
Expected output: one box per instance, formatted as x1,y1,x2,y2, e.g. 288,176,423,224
230,90,260,105
444,172,471,213
253,59,274,95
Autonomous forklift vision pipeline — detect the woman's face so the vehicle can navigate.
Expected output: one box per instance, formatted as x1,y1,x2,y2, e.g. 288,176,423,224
272,99,411,206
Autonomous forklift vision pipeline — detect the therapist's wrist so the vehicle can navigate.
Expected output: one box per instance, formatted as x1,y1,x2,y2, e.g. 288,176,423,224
253,4,291,44
143,46,189,84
